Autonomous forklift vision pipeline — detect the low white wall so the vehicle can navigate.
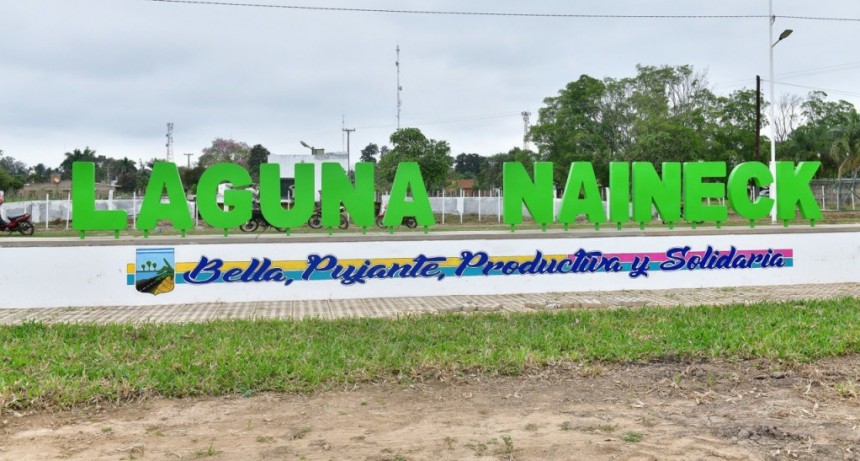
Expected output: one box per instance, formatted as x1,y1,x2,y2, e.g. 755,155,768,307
1,230,858,309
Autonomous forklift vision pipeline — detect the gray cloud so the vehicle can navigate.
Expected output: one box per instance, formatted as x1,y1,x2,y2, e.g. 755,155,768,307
1,0,859,167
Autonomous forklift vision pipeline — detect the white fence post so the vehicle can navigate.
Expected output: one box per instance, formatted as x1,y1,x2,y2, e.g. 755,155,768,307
65,193,71,230
497,188,501,223
45,194,50,230
822,185,826,210
477,189,482,222
459,189,464,224
441,189,446,225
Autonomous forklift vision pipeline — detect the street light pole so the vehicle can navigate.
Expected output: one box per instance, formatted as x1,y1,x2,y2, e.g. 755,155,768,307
768,0,776,223
768,0,792,223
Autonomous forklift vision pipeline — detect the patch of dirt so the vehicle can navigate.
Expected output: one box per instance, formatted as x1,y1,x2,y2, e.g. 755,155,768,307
2,356,860,460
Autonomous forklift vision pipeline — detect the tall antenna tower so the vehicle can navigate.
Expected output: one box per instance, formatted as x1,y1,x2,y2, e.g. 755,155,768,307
521,111,531,151
396,45,402,130
165,122,174,162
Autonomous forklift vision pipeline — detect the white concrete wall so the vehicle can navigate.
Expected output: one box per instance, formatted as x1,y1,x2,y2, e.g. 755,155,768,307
1,231,857,309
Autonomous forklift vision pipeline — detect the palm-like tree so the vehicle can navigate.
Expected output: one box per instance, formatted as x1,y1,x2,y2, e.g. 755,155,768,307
828,123,860,210
59,147,97,179
829,136,860,180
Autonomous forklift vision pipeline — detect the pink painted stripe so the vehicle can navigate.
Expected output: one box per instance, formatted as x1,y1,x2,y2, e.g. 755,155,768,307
568,249,793,262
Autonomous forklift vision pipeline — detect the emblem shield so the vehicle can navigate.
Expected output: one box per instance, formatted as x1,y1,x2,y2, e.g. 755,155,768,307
135,248,175,295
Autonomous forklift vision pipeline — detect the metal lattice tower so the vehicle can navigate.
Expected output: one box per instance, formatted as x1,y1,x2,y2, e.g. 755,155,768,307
165,122,174,162
396,45,402,130
521,111,531,151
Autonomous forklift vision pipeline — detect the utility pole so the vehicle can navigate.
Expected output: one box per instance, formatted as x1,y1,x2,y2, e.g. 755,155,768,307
396,45,402,130
165,122,174,163
521,111,531,151
184,153,193,169
755,75,761,162
343,127,355,174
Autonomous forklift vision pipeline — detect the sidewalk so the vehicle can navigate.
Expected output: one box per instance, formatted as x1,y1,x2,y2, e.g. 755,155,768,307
1,283,857,325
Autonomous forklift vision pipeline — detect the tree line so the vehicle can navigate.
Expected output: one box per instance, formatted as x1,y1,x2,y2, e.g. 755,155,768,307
356,65,860,190
2,64,858,196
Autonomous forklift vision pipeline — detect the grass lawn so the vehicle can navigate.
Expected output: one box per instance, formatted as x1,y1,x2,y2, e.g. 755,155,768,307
2,297,859,411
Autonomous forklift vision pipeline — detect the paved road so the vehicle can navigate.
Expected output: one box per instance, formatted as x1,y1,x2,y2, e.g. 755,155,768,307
1,283,857,325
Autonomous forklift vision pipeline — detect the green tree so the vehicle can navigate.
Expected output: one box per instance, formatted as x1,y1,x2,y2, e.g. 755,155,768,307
0,167,23,192
112,157,139,193
454,153,485,179
0,151,28,191
29,163,53,183
247,144,271,181
360,143,380,163
476,148,537,190
531,65,724,184
198,138,251,168
59,147,97,179
377,128,453,190
779,91,860,177
707,89,760,166
179,165,206,195
829,135,860,180
530,74,609,182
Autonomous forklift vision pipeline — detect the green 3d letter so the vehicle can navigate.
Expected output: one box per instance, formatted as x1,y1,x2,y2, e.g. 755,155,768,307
72,161,127,231
726,161,773,220
608,162,630,224
683,162,728,224
558,162,606,225
632,162,681,224
197,163,253,229
259,163,315,228
503,161,553,226
322,162,375,228
136,162,193,232
776,161,822,221
384,162,434,227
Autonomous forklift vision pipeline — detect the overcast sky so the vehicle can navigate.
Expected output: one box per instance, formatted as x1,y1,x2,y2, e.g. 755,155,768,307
2,0,860,168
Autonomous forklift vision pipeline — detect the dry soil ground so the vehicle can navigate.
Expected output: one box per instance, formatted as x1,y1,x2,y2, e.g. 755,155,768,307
3,356,860,461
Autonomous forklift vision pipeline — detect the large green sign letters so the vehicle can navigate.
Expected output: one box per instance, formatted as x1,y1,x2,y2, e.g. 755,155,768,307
71,160,821,237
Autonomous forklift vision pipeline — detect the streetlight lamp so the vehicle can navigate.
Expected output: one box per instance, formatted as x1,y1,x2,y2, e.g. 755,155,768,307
768,0,793,223
300,141,324,156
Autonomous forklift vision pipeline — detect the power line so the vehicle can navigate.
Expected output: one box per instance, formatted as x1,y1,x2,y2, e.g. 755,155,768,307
779,15,860,22
766,80,860,98
144,1,860,22
714,60,860,89
145,1,766,19
776,61,860,80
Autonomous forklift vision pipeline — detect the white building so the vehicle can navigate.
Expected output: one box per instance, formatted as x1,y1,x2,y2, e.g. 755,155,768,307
269,151,349,200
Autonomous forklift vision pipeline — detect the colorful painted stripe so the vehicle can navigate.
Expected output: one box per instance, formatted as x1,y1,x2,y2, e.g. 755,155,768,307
126,247,792,285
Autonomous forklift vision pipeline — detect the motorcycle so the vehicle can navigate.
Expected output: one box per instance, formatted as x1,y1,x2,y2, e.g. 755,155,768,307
375,214,417,229
0,213,35,236
239,207,286,233
239,203,349,232
307,203,349,230
375,201,417,228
